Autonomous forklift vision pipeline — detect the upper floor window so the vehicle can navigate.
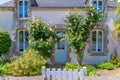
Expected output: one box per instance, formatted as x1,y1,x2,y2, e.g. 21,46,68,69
18,30,29,52
93,1,104,13
19,1,28,18
92,30,104,53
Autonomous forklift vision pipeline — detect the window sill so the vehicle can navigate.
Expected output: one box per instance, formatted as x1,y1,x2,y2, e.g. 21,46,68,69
89,53,107,56
19,18,29,20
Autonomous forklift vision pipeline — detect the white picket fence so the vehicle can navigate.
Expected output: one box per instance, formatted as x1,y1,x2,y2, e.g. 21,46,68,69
42,67,87,80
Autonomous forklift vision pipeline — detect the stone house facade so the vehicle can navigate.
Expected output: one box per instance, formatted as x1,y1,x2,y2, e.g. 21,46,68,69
0,0,120,64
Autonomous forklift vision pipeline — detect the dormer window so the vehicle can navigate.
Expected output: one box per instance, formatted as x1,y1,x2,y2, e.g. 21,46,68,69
19,1,28,18
93,1,104,13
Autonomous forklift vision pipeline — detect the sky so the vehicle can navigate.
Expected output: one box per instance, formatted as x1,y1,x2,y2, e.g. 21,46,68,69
0,0,11,4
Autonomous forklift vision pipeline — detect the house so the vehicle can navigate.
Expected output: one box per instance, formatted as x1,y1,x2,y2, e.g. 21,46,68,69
0,0,120,64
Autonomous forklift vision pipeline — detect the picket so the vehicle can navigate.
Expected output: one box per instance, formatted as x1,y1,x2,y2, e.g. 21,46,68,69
73,69,78,80
79,69,84,80
42,66,45,78
46,68,50,80
62,69,67,80
83,67,87,76
51,68,56,80
56,68,62,80
42,67,86,80
68,69,73,80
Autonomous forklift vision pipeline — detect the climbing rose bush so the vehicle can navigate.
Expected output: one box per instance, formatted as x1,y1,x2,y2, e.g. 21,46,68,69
29,18,58,58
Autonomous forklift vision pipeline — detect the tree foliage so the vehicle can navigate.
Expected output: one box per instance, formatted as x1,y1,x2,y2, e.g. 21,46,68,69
29,18,58,57
65,6,102,63
113,2,120,40
65,6,101,52
0,29,11,56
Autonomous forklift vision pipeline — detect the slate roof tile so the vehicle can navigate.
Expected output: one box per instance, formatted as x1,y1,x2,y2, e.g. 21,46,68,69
0,0,117,8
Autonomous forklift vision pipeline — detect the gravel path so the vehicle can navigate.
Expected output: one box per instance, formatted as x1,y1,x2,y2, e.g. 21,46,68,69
84,76,120,80
0,76,44,80
98,68,120,76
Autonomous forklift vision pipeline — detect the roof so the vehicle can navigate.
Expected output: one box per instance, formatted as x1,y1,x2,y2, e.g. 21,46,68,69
0,0,117,8
107,0,117,8
35,0,89,8
0,0,14,8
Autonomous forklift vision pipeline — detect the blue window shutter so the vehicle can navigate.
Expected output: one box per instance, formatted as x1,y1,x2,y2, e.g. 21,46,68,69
24,1,28,18
19,1,23,18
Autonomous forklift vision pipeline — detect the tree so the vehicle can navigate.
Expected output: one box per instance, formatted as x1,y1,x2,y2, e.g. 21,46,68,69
113,2,120,40
65,6,102,64
113,0,118,2
29,18,58,58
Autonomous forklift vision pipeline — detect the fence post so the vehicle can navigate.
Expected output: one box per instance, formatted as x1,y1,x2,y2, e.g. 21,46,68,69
73,69,78,80
79,69,84,80
62,69,67,80
57,68,62,80
68,69,73,80
42,66,46,78
46,68,50,80
83,67,87,76
51,68,56,80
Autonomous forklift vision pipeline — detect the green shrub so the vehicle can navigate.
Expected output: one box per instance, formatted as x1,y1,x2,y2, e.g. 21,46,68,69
0,29,11,56
2,63,12,75
65,63,98,76
97,62,114,70
88,70,98,76
86,65,98,76
0,60,11,75
111,50,120,68
65,63,82,71
2,49,46,76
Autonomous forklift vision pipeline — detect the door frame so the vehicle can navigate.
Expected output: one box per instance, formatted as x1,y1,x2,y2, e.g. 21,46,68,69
54,30,68,64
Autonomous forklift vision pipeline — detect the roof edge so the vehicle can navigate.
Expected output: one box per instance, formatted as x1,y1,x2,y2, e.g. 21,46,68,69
0,6,14,8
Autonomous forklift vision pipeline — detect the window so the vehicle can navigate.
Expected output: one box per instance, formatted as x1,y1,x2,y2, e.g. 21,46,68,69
93,1,104,13
18,30,29,52
19,1,28,18
92,30,104,53
56,31,65,49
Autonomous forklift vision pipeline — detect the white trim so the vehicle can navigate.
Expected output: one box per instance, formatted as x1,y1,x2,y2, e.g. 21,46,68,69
18,30,20,52
23,31,25,50
96,30,98,52
101,30,104,53
97,0,99,11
